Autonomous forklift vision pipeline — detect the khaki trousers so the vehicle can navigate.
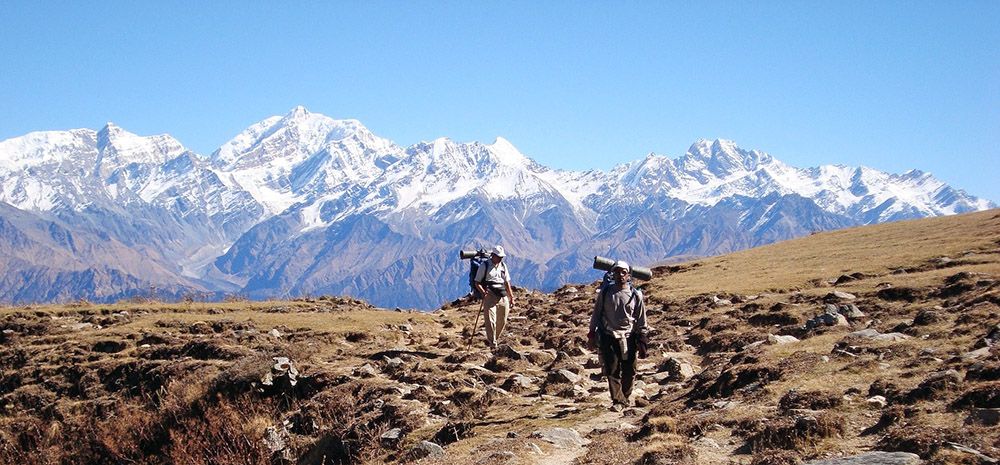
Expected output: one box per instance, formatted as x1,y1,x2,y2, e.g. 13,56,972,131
482,292,509,346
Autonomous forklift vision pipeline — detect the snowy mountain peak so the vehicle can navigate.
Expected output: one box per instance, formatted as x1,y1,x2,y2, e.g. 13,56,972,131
487,136,531,168
92,124,187,171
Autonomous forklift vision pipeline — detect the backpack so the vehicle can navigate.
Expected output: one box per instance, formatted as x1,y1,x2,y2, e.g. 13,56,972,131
468,249,490,299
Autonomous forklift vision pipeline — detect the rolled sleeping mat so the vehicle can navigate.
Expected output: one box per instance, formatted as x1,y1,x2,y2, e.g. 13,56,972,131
592,256,653,281
459,249,478,259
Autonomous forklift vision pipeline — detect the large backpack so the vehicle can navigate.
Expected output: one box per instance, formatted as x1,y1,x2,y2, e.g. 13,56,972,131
468,249,490,299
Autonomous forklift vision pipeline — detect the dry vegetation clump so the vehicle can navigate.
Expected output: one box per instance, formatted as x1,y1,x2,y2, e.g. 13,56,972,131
777,389,843,411
743,412,847,453
572,431,646,465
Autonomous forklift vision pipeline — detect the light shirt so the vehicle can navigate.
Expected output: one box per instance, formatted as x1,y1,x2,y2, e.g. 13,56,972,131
475,260,511,286
590,284,647,338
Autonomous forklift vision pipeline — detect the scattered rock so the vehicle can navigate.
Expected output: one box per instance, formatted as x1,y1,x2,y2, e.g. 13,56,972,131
802,451,920,465
529,427,590,448
768,334,800,345
805,309,848,329
847,329,910,341
866,395,888,408
409,441,445,460
825,291,857,301
261,356,299,387
269,328,282,338
353,363,378,378
660,357,695,381
502,374,535,392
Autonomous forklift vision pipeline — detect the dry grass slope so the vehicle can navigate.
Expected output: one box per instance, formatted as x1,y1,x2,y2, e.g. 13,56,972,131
1,209,998,465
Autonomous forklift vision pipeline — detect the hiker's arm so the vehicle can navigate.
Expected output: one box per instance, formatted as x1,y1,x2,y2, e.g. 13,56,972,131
587,292,603,349
505,280,515,307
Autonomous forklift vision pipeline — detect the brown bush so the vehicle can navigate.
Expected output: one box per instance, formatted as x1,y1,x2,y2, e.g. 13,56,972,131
778,389,843,411
167,396,273,465
745,413,846,452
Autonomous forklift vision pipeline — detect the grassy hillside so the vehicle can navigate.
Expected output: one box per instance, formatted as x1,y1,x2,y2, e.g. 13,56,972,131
1,209,998,465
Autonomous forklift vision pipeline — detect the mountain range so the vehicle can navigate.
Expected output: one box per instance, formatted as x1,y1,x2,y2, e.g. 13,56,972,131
0,106,993,308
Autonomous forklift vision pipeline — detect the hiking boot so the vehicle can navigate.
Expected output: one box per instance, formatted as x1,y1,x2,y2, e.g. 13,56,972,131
610,402,626,413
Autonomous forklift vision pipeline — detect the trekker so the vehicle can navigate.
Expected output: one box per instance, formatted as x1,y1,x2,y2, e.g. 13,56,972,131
588,260,649,411
474,245,515,349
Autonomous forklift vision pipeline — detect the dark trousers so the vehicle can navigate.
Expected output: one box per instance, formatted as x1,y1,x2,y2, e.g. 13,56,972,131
599,332,638,405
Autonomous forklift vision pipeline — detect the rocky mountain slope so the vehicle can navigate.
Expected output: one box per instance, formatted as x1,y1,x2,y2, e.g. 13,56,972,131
2,208,998,464
0,108,993,308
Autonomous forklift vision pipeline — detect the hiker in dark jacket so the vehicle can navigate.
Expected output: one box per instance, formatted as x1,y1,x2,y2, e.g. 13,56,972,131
474,245,515,348
588,260,649,410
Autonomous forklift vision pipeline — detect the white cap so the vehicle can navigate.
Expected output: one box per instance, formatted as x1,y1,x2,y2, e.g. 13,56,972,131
613,260,630,271
491,245,506,257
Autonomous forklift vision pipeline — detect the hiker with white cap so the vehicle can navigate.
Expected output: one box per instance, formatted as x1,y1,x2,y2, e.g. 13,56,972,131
474,245,516,348
588,260,649,411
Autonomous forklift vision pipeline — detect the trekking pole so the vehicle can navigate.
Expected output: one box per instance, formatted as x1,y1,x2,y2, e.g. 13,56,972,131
466,298,484,351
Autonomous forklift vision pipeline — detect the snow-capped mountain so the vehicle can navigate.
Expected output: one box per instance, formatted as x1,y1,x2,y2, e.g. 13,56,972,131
0,107,993,307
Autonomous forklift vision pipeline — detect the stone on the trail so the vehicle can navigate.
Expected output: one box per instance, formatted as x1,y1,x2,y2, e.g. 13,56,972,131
398,324,413,332
962,347,992,361
529,427,591,448
802,451,920,465
661,357,695,381
848,329,910,341
409,441,445,459
269,328,282,338
502,374,535,392
496,344,524,360
354,363,378,378
380,428,402,442
383,356,404,372
838,304,865,319
768,334,800,345
866,395,887,408
548,369,581,384
712,295,732,306
805,310,848,329
825,291,857,301
526,443,544,454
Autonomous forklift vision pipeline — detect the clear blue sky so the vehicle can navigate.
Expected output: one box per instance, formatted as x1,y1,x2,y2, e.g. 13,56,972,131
2,1,998,202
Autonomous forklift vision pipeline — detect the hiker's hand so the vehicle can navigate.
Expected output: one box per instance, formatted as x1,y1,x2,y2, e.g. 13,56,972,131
637,341,648,359
587,331,597,351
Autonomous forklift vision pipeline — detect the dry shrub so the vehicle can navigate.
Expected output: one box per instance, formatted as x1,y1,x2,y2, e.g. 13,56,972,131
167,396,273,465
745,413,846,453
778,389,843,411
571,431,644,465
637,434,697,465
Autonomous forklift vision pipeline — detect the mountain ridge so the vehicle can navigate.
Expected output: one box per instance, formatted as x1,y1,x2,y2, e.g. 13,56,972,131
0,106,994,307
